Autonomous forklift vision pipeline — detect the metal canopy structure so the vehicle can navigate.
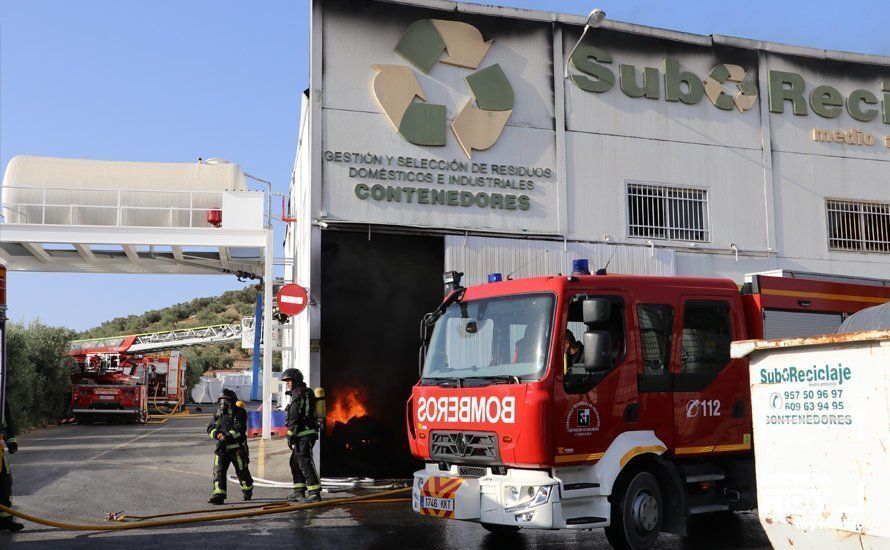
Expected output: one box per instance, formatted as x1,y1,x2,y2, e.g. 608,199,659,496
0,156,278,439
0,226,265,275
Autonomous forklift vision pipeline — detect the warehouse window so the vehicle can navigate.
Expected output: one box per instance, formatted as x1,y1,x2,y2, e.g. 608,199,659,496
826,199,890,253
627,182,710,242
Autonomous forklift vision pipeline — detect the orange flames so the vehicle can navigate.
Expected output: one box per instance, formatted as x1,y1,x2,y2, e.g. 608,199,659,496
326,386,369,432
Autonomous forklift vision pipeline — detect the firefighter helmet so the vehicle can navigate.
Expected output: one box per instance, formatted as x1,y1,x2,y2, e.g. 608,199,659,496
218,388,238,402
280,368,303,383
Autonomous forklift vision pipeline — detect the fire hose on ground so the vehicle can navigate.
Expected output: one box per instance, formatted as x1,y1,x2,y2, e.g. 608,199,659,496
148,384,184,417
233,476,403,492
0,487,411,532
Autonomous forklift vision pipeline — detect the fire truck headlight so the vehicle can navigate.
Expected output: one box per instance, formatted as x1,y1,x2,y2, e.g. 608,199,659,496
503,484,552,513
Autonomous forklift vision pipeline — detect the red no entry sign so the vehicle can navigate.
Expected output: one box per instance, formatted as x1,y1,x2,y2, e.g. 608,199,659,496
276,284,309,316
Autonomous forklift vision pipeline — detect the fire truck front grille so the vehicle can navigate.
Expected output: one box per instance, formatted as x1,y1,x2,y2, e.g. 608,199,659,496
457,466,487,478
430,431,500,464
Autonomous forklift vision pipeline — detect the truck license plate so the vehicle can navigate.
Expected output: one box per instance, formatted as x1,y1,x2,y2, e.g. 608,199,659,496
99,395,116,400
421,496,454,512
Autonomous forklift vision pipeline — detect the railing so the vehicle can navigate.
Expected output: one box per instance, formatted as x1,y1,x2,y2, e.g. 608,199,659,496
0,185,242,229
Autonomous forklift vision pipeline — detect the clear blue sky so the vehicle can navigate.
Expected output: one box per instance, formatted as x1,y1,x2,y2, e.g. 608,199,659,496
2,1,889,332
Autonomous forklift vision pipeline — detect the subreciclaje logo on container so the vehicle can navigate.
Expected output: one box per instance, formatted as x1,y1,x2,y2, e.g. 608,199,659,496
371,19,513,158
759,364,852,385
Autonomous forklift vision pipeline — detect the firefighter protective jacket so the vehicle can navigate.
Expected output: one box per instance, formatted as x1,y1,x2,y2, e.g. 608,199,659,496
2,402,16,448
207,405,248,450
285,383,317,440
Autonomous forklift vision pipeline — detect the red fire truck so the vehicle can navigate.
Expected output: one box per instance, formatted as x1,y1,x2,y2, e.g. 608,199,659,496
67,347,189,423
408,266,890,549
68,335,151,423
67,324,240,423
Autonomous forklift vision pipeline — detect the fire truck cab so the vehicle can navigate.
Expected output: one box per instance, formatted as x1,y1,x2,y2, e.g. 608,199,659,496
407,266,890,549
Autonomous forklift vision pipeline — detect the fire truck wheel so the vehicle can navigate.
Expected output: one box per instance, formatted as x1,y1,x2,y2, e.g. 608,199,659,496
604,470,662,550
480,523,520,536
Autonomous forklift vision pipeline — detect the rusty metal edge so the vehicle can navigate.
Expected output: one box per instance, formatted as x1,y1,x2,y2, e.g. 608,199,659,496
731,329,890,359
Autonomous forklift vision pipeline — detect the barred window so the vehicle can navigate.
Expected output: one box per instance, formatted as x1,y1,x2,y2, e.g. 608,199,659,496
826,199,890,253
627,183,709,242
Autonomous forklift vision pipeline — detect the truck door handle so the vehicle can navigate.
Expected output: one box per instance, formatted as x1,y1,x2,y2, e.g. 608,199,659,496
624,403,639,422
732,400,744,418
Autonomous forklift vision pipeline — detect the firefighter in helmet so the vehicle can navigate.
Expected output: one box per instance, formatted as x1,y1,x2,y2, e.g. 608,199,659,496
281,368,322,502
0,400,24,532
206,389,254,504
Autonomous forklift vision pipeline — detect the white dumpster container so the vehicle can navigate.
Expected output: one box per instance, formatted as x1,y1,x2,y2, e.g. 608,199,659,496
732,330,890,549
191,378,224,404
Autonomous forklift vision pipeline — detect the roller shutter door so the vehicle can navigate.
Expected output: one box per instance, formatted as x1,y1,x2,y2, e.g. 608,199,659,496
762,310,844,339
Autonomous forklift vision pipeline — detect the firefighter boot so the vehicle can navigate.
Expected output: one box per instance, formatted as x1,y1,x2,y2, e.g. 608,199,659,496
242,489,253,501
286,490,305,502
300,490,322,503
208,494,226,505
0,517,24,532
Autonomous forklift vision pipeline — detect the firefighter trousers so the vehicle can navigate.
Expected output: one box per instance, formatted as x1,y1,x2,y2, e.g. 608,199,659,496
212,446,253,497
289,435,321,494
0,453,12,518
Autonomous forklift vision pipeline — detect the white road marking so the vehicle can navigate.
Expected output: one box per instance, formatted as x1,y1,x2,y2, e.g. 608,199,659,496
309,508,360,527
88,425,170,462
14,459,207,478
27,433,206,441
18,441,206,452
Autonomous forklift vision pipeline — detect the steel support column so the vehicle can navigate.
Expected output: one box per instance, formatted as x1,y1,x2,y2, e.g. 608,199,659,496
262,228,274,440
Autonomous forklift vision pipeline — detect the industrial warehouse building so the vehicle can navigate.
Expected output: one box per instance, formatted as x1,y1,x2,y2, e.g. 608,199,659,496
284,0,890,476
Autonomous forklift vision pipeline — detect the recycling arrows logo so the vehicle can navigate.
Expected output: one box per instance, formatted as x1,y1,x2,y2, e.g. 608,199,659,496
703,63,758,112
371,19,513,158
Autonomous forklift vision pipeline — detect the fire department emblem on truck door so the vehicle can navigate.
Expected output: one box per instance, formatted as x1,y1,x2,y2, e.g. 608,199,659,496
371,19,514,158
566,401,601,436
578,408,591,427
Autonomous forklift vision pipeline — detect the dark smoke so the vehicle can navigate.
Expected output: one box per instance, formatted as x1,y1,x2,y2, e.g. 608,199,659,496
320,230,443,477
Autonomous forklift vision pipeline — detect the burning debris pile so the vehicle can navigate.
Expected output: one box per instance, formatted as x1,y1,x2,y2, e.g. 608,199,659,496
322,385,418,478
325,387,369,432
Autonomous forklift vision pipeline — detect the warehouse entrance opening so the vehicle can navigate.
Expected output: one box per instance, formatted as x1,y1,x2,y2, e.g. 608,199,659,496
320,230,443,477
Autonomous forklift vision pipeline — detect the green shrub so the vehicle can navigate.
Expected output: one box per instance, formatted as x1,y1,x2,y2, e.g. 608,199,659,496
5,321,77,430
80,286,258,339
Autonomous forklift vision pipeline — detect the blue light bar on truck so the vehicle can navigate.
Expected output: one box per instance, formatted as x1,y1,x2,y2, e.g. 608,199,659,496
572,259,591,275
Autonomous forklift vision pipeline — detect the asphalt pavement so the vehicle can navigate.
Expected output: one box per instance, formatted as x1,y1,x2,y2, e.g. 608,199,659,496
4,412,771,549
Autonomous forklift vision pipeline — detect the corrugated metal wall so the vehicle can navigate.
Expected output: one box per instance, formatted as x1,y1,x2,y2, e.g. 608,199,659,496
445,236,675,287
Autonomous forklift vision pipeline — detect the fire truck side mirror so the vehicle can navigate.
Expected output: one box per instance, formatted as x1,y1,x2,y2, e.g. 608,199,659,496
582,299,611,324
583,331,613,372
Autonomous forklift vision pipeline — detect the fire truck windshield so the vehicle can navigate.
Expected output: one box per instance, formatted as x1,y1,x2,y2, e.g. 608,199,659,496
422,293,554,382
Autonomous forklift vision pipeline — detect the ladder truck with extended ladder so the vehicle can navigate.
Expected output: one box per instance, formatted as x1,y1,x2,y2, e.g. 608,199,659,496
66,323,243,423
